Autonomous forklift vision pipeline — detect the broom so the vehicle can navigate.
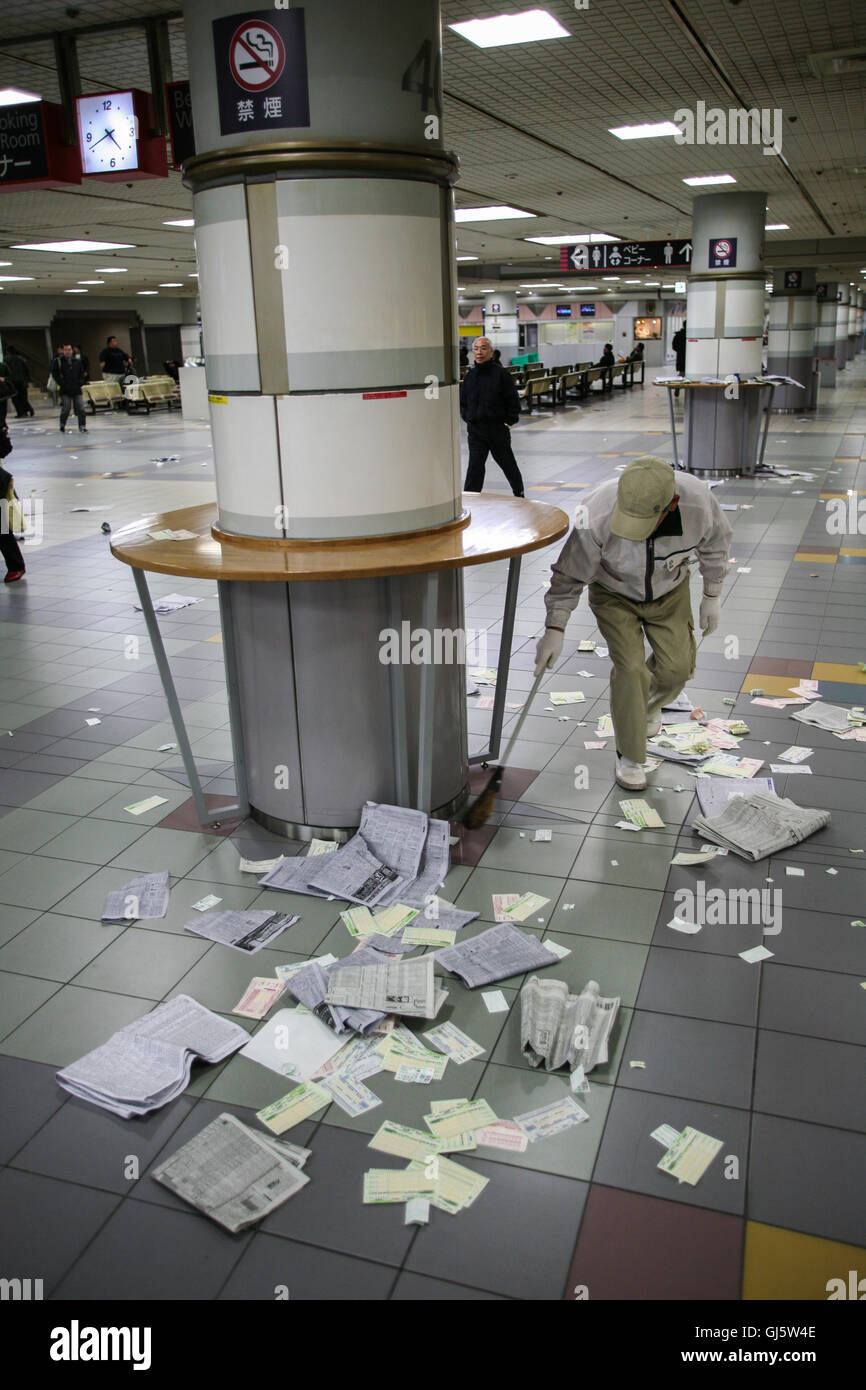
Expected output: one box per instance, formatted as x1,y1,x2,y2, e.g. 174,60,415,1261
463,670,546,829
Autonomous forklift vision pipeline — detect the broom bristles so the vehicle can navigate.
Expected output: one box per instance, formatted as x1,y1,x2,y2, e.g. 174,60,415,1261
462,783,499,830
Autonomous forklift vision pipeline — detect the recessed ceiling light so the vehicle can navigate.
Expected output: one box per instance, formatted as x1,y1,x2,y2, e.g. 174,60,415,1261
449,10,570,48
456,255,479,262
159,283,184,287
645,281,661,286
188,272,198,277
682,174,736,186
525,233,619,245
572,285,598,291
519,283,564,288
77,280,104,284
0,261,11,267
602,276,620,281
163,219,194,228
455,206,535,222
138,290,158,296
65,288,88,293
765,223,790,230
12,240,135,253
0,275,34,281
94,267,128,273
624,279,641,284
0,87,41,105
608,122,680,140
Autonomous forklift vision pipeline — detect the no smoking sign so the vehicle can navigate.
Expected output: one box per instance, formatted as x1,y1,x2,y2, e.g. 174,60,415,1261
709,237,738,269
214,8,310,134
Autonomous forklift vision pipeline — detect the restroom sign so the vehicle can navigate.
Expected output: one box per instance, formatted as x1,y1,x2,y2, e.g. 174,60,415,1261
709,237,737,269
214,9,310,134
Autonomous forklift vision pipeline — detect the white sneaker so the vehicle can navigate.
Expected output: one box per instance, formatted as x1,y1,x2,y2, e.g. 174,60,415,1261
647,712,662,738
615,755,647,791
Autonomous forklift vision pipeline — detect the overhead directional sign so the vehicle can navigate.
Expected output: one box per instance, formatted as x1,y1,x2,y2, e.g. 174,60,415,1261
560,240,693,272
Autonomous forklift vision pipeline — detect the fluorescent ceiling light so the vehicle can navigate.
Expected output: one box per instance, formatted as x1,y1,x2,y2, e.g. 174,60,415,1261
65,289,87,294
645,281,661,286
525,233,619,245
624,279,641,284
0,87,41,106
602,276,620,281
0,275,34,282
455,206,535,222
12,240,135,253
571,285,598,291
682,174,736,186
0,261,11,266
456,255,479,261
765,223,789,230
608,121,680,140
78,280,104,284
449,9,570,48
159,282,184,287
188,272,198,277
94,267,128,273
163,218,194,227
137,290,158,295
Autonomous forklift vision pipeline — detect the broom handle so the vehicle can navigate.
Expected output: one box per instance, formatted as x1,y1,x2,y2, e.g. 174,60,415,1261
497,670,546,769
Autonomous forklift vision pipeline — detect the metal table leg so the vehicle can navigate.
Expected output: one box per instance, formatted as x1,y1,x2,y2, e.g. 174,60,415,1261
216,580,250,821
757,383,776,468
667,387,681,469
469,553,522,766
131,567,247,828
387,576,411,807
415,570,439,812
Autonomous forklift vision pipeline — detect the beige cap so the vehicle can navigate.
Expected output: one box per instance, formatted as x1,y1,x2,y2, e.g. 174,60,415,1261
610,456,676,541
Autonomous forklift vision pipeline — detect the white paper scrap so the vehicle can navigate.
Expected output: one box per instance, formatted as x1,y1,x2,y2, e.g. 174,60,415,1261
739,945,774,964
482,990,509,1014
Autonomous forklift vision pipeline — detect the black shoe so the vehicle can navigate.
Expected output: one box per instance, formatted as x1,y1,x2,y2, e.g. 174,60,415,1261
79,427,87,434
59,426,65,433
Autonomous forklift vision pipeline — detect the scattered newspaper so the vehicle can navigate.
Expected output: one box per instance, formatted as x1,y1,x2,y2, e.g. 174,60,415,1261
692,790,830,860
56,996,247,1117
101,870,169,922
283,941,409,1034
152,1112,309,1232
257,854,335,898
436,923,557,988
358,802,427,889
304,836,405,907
183,908,298,954
520,977,620,1074
695,776,775,818
134,593,204,615
324,954,438,1019
790,701,852,733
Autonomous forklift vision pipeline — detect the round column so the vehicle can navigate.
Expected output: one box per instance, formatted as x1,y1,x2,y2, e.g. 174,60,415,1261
683,191,767,474
180,0,469,832
847,285,859,361
835,284,849,372
767,268,817,410
483,291,519,362
815,280,839,388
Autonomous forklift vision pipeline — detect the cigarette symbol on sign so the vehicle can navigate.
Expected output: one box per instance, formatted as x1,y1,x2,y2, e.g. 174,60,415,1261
229,21,286,91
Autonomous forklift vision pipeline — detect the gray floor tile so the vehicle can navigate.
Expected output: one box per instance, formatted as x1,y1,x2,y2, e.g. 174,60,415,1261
390,1271,509,1300
619,1010,755,1108
218,1233,396,1300
753,1030,866,1132
636,946,761,1026
0,854,97,911
0,912,124,982
546,880,663,944
0,1169,120,1296
747,1113,866,1247
0,985,155,1066
0,1056,71,1164
759,961,865,1045
72,927,212,999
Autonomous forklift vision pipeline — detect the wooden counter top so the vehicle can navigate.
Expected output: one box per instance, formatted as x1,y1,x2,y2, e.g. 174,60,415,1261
110,494,570,582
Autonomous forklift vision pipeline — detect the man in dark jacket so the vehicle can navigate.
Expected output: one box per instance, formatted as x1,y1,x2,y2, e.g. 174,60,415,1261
460,337,524,496
98,335,132,381
4,345,34,418
672,324,686,375
51,345,88,433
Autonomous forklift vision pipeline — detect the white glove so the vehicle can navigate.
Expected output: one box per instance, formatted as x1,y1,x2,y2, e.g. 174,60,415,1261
699,595,720,635
534,627,564,677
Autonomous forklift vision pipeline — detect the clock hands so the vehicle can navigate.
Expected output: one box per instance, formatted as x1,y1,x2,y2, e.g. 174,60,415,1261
91,128,123,151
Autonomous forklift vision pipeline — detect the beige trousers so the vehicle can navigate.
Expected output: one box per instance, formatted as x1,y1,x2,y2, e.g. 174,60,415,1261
588,578,696,763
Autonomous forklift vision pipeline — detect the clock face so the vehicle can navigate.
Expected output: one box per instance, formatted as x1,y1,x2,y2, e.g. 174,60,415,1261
76,92,139,174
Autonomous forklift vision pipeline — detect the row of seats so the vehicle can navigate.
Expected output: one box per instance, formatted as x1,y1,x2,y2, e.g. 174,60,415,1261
82,376,181,415
517,358,645,414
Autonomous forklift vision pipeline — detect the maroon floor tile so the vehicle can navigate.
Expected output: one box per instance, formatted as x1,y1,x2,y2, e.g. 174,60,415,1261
563,1184,743,1300
467,764,538,800
157,794,244,837
746,657,815,677
449,822,497,867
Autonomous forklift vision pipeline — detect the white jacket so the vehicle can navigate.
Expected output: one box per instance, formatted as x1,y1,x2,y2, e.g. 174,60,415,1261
544,471,732,629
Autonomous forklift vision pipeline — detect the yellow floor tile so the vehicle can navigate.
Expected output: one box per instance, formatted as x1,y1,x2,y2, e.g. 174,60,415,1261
794,553,837,563
812,662,866,685
740,674,804,696
839,548,866,557
205,633,223,643
743,1222,866,1300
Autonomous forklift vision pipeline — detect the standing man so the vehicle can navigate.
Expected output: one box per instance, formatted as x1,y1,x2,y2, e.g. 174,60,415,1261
51,344,88,433
534,457,731,790
98,335,132,382
3,346,34,418
460,336,525,497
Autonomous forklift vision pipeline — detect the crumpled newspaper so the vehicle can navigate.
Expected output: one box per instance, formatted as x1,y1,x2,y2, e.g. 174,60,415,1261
520,977,620,1074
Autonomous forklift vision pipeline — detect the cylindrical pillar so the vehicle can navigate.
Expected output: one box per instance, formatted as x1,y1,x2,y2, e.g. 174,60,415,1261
815,280,839,388
835,284,849,372
684,191,767,474
767,269,818,410
181,0,469,832
847,286,859,361
483,291,519,362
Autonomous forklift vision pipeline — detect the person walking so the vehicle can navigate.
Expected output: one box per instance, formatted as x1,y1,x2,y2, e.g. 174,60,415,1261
460,335,525,497
98,335,132,382
51,344,88,433
3,346,35,418
73,345,90,382
534,457,731,790
0,463,25,583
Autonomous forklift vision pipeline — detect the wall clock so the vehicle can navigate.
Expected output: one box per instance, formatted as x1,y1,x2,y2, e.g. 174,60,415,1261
75,90,168,181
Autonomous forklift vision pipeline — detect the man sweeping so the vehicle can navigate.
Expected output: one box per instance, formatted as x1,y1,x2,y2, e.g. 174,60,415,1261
535,457,732,790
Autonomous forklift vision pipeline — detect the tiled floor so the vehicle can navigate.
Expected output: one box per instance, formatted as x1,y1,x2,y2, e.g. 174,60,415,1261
1,372,865,1301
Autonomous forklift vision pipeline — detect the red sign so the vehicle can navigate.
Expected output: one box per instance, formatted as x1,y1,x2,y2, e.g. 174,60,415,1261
362,391,407,401
229,20,286,92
